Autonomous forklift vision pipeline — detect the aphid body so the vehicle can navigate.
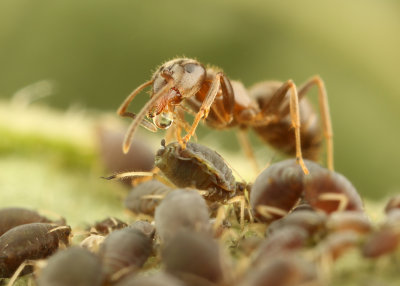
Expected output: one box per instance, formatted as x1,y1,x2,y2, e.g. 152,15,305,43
155,140,245,203
0,223,71,278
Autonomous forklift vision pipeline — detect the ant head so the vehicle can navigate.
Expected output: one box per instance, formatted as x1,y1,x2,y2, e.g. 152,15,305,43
152,58,206,99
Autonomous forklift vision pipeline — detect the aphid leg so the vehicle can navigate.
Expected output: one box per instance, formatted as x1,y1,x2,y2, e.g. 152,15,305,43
213,205,227,234
256,205,288,220
318,192,349,211
6,260,36,286
122,80,174,153
283,76,334,171
259,80,309,174
140,194,166,200
236,128,260,174
227,195,246,229
102,171,154,181
181,72,229,147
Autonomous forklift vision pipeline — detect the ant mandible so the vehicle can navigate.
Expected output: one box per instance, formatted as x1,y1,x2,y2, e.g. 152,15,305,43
117,58,334,174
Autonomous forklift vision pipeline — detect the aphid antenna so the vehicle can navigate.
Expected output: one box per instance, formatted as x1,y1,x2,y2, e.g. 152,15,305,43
318,193,349,212
47,225,71,234
256,205,288,220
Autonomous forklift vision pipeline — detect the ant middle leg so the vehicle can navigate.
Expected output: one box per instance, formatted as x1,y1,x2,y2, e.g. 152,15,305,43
281,76,334,170
258,80,310,174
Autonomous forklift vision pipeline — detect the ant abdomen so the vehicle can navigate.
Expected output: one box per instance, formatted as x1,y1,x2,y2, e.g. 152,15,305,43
249,81,322,161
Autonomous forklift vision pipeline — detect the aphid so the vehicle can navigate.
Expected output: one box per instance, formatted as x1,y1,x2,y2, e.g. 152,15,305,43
0,207,53,236
98,227,153,282
154,189,211,243
303,165,363,214
155,140,246,204
315,231,360,262
252,226,308,266
362,228,400,258
0,223,71,278
326,211,372,235
118,58,334,173
80,234,105,253
267,210,327,238
162,229,230,286
124,179,173,216
362,210,400,258
90,217,127,235
238,255,320,286
250,159,363,222
155,140,249,228
36,246,104,286
250,159,307,222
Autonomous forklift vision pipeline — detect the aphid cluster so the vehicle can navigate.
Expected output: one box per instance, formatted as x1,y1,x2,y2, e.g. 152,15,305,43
2,58,399,286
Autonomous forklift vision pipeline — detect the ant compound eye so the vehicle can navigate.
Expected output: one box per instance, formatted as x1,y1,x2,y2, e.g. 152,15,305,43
153,113,173,129
184,63,196,73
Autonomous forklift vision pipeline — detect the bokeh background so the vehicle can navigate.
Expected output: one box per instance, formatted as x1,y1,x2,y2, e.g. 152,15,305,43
1,0,400,224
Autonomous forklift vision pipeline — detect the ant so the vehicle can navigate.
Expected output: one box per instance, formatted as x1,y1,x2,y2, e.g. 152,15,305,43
117,57,334,174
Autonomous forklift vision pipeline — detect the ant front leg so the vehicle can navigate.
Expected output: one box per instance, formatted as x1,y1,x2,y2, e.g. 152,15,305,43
181,72,233,147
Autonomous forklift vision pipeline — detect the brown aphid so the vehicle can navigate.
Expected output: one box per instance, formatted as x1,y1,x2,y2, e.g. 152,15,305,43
0,207,53,236
252,226,308,266
155,140,246,203
267,210,327,238
114,272,185,286
303,165,363,214
36,246,104,286
384,194,400,214
91,217,127,235
326,211,372,235
362,228,400,258
0,223,71,278
80,234,105,253
118,58,334,174
316,231,360,261
99,227,153,281
124,179,173,216
250,159,306,222
154,189,211,243
239,255,320,286
162,229,229,286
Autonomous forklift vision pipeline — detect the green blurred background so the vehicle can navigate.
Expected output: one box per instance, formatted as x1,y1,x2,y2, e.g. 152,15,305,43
1,0,400,206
